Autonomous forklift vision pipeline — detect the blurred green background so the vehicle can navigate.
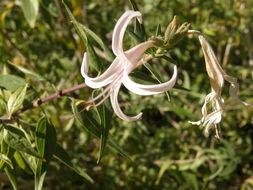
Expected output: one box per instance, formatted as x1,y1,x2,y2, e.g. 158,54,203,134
1,0,253,189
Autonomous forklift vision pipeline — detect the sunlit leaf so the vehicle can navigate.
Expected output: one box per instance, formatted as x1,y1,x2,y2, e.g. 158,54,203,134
14,151,32,174
3,125,41,158
7,85,27,115
0,153,13,169
0,75,26,92
8,61,48,81
20,0,39,28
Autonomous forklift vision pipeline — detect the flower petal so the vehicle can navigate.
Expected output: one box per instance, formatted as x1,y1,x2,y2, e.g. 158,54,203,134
124,41,153,73
112,10,142,56
122,65,177,95
224,75,253,108
198,35,224,93
110,84,142,121
81,53,123,88
203,111,222,135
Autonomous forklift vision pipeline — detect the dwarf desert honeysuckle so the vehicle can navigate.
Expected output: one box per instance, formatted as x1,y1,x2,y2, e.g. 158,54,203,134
81,10,177,121
188,30,253,136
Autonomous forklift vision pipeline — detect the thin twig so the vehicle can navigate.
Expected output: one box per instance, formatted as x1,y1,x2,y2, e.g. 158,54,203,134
14,83,87,115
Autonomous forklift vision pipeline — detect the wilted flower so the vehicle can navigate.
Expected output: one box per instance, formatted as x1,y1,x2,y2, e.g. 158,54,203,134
188,30,253,136
81,10,177,121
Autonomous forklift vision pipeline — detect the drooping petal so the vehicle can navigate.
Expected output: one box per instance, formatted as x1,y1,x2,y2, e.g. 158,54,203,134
112,10,142,56
81,53,123,88
198,35,224,94
110,84,143,121
203,111,222,135
122,65,177,96
224,75,253,107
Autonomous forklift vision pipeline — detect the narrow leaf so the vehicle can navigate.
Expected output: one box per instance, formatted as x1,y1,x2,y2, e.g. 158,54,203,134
14,151,32,174
54,144,94,183
63,1,102,71
144,63,170,101
20,0,39,28
4,166,17,190
72,99,130,160
0,75,26,91
7,84,27,115
129,0,146,40
3,126,42,158
0,153,13,169
35,117,57,190
8,61,48,81
96,100,112,163
78,23,114,61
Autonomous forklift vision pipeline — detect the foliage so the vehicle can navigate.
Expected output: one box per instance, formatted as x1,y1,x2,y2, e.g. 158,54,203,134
0,0,253,189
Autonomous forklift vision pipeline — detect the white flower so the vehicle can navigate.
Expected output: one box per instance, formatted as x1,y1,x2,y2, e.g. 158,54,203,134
188,30,253,136
81,10,177,121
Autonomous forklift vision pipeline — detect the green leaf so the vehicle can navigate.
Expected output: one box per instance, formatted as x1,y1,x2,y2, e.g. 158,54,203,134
78,23,114,61
0,75,26,91
156,24,162,36
35,117,57,190
53,143,94,183
155,161,172,185
71,99,130,160
130,71,163,84
63,1,87,43
129,0,146,40
71,99,101,137
182,172,199,190
96,100,112,163
8,61,48,81
36,117,56,163
107,137,131,160
7,85,27,115
14,151,32,174
127,27,144,44
20,0,39,28
0,153,13,169
144,63,170,101
4,166,17,190
3,125,42,158
63,1,102,71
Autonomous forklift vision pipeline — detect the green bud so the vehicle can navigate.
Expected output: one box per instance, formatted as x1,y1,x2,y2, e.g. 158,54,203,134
164,16,179,41
164,18,190,49
149,36,164,47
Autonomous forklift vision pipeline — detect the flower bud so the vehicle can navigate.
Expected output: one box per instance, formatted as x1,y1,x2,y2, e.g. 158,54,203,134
164,16,179,41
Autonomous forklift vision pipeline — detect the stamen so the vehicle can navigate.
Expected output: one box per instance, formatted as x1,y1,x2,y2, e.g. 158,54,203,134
75,100,86,106
85,70,123,105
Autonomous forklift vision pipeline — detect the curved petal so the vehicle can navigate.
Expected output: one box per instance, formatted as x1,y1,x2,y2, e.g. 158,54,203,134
81,53,123,88
122,65,177,95
112,10,142,56
224,75,253,108
110,84,142,121
124,41,153,72
203,111,222,135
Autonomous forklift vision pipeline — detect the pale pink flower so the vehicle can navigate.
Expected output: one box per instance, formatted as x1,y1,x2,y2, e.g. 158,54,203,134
81,10,177,121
